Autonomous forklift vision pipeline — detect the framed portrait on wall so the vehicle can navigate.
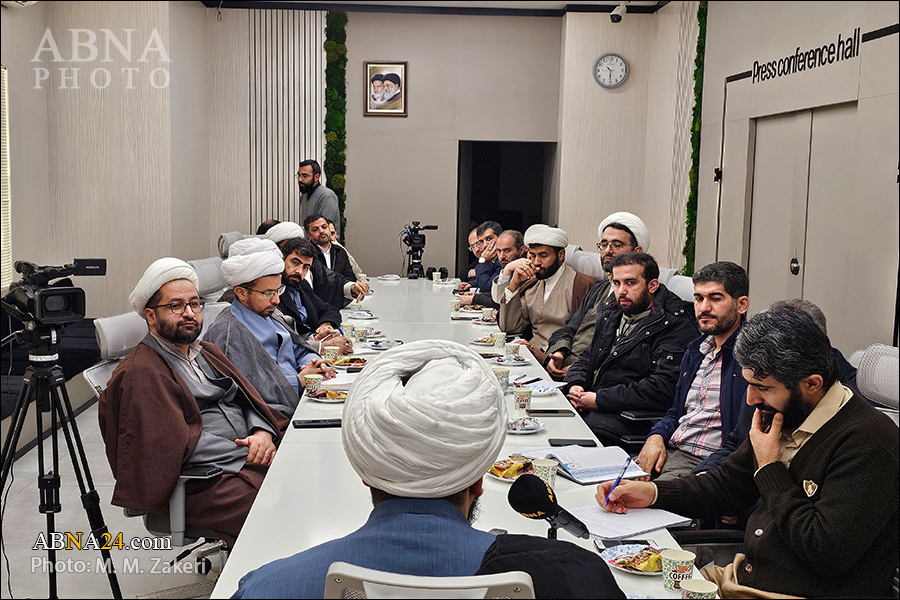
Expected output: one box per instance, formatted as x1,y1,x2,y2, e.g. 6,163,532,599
364,61,407,117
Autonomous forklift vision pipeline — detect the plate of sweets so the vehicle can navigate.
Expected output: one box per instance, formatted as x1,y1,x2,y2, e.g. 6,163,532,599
363,340,402,351
348,310,378,320
472,317,498,325
506,417,545,435
461,304,484,312
364,328,385,338
487,455,533,483
490,355,531,366
332,356,368,369
470,335,497,347
304,389,348,404
600,545,664,577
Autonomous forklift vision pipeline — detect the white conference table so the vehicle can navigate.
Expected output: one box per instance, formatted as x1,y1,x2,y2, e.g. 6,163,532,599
212,277,699,598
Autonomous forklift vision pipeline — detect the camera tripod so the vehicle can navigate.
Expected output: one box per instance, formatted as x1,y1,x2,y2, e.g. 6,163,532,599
1,325,122,599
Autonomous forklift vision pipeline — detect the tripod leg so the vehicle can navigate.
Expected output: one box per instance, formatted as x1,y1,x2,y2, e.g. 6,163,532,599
50,379,122,599
0,367,37,491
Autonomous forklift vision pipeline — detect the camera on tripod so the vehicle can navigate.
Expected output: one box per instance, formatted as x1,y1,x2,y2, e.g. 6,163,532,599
2,259,106,327
400,221,437,279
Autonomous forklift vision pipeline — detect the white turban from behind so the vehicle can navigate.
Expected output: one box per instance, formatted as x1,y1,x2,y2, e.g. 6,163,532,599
524,224,568,249
129,258,199,318
598,212,650,252
342,340,507,498
265,221,305,244
221,238,285,287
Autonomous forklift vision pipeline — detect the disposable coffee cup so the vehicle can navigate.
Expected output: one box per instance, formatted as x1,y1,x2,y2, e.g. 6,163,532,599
450,298,461,313
492,332,506,348
661,549,695,593
353,326,367,343
680,578,718,599
349,301,362,313
357,273,368,282
323,346,339,363
512,387,532,411
432,270,441,281
492,367,510,391
303,373,323,393
505,342,520,358
532,459,558,489
482,307,495,321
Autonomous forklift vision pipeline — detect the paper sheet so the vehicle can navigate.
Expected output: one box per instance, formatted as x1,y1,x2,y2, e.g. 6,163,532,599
570,505,691,539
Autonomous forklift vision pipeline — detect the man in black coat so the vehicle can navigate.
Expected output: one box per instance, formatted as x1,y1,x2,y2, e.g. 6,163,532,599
278,236,355,354
564,252,699,448
305,214,357,283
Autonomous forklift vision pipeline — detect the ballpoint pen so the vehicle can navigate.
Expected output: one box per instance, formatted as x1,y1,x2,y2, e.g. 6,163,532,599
604,456,632,505
513,374,528,382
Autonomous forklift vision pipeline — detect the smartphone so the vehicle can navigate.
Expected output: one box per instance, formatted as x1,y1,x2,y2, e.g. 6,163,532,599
526,409,576,417
593,538,658,551
758,408,774,433
293,419,342,429
548,438,597,447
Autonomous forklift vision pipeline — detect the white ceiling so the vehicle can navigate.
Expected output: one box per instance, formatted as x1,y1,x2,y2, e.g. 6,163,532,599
280,1,661,10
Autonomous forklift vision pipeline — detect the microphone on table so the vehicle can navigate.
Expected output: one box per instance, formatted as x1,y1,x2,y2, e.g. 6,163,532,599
508,473,590,540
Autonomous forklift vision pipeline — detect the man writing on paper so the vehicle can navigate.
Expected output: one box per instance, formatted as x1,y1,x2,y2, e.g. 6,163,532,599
492,224,595,360
545,212,650,378
205,238,335,417
99,258,288,547
232,341,625,599
597,308,899,598
636,262,750,481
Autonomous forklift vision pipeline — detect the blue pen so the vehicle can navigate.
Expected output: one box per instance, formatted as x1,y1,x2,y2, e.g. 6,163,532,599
604,456,632,505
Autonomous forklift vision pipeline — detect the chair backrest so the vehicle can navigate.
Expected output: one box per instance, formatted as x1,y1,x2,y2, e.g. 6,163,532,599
94,311,149,360
565,249,604,280
847,349,865,368
664,274,695,303
323,562,535,599
217,231,243,258
188,257,226,297
857,344,899,410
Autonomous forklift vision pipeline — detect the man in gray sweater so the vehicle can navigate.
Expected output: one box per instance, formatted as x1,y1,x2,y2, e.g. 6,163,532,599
297,159,340,238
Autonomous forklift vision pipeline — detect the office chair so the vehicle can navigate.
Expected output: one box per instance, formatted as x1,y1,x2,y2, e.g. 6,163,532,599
857,344,899,412
188,257,227,303
323,562,535,599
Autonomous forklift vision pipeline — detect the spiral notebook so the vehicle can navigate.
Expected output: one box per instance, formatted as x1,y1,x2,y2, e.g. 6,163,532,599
519,445,648,485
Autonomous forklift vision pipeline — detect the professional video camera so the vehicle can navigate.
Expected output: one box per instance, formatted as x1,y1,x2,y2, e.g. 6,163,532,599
3,258,106,327
400,221,437,279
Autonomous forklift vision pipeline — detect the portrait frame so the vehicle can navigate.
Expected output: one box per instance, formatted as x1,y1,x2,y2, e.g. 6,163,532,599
364,61,408,117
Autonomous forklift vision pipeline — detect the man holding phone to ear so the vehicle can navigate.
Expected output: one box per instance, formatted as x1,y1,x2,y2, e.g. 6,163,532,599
595,308,899,599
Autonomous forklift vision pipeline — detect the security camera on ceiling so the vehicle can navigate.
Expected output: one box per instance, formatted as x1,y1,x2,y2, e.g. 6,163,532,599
610,3,627,23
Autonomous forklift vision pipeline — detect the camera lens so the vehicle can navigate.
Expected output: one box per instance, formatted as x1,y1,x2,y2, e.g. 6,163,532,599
44,295,69,312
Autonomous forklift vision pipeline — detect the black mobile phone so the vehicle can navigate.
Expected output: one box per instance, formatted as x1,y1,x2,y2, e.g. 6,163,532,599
593,538,658,551
293,419,342,429
758,408,774,433
526,409,576,417
548,438,597,447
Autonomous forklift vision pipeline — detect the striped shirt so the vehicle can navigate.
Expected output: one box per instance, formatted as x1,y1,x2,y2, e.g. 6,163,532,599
669,335,724,457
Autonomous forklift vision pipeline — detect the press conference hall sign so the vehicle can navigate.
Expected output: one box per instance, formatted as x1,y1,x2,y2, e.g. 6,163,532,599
752,27,860,84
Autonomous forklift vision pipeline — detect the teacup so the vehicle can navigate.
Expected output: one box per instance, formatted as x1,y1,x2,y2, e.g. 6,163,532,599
303,373,323,393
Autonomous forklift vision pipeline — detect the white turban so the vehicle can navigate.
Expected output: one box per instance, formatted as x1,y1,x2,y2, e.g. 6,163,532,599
342,340,507,498
129,258,199,318
221,238,285,287
264,222,305,244
524,224,568,249
598,212,650,252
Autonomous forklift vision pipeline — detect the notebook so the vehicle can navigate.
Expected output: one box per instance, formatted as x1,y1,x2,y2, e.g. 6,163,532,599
518,445,649,485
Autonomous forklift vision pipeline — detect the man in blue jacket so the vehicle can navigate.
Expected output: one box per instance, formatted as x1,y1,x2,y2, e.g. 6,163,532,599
636,261,750,480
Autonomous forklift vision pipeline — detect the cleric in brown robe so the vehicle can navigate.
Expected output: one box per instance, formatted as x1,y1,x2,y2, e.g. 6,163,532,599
98,258,289,547
493,224,595,361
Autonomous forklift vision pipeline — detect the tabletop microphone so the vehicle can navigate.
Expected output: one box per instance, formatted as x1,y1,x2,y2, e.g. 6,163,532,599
508,474,590,539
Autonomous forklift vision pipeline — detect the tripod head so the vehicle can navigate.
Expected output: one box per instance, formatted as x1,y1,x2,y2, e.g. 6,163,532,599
400,222,438,278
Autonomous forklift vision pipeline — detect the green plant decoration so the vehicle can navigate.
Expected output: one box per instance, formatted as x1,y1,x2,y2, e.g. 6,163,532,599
681,1,707,276
324,12,348,243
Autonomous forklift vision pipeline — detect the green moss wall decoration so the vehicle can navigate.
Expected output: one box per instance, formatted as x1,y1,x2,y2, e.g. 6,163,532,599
324,12,348,243
682,1,707,276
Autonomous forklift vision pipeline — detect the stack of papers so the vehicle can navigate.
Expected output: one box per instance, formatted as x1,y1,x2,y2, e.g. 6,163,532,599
570,505,691,539
520,445,648,485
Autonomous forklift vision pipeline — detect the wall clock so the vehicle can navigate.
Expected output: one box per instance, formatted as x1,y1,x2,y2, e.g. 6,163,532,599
594,53,628,88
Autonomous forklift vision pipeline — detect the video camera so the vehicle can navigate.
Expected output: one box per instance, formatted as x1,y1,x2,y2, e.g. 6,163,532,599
2,259,106,327
400,221,437,279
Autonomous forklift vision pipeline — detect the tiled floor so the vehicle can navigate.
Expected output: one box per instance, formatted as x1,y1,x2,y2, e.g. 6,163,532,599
2,398,220,599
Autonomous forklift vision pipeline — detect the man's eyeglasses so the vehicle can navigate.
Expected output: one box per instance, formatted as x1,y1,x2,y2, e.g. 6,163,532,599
596,241,635,251
148,300,205,315
243,285,286,299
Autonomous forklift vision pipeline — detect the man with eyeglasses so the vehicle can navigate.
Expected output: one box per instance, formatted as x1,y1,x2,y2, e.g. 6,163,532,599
457,220,503,294
459,229,526,309
99,258,289,548
206,238,336,417
544,212,650,378
297,159,340,238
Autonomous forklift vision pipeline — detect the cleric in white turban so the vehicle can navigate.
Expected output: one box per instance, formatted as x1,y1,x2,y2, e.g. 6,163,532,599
129,257,199,317
221,237,285,288
342,339,507,499
264,221,306,245
523,224,569,250
598,212,650,253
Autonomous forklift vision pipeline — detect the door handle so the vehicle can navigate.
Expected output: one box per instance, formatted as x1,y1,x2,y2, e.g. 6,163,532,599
790,257,800,275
